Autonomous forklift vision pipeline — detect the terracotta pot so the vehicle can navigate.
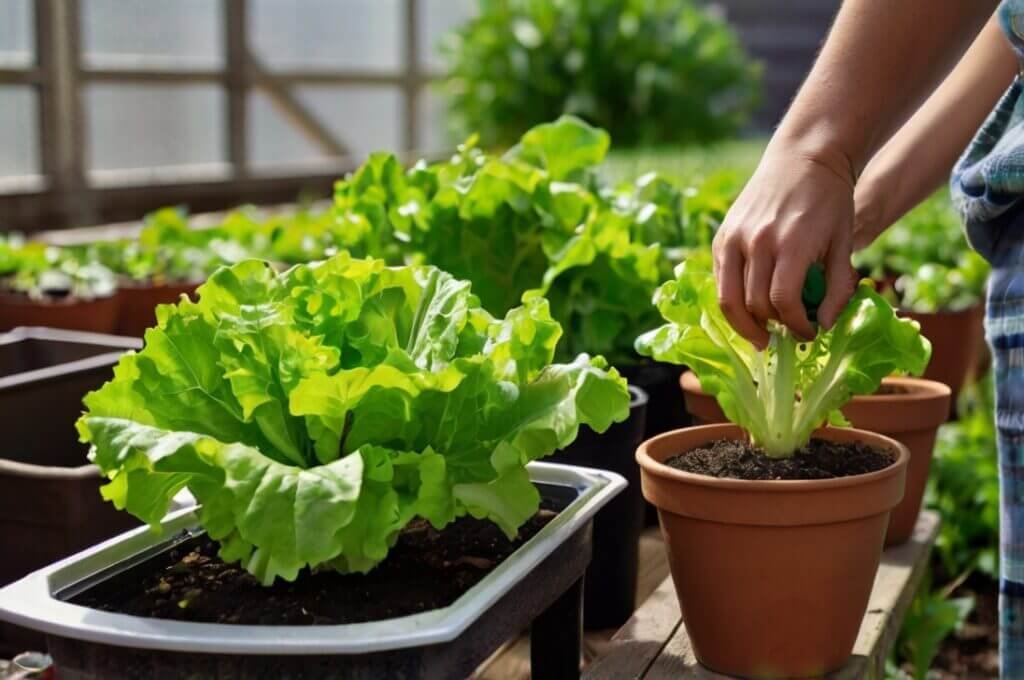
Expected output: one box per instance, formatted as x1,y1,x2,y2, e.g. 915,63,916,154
116,280,199,337
680,372,951,546
0,292,120,334
902,305,984,405
638,424,909,678
842,377,951,545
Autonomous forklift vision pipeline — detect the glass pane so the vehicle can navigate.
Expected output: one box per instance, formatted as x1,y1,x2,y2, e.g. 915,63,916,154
417,89,451,153
85,84,225,170
0,86,39,175
419,0,475,72
82,0,223,69
0,0,34,68
249,0,400,71
249,86,402,166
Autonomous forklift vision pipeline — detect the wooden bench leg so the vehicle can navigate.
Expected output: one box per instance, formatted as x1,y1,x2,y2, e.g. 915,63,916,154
530,576,583,680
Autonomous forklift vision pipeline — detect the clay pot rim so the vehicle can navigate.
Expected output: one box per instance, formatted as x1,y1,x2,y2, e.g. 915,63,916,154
852,376,950,402
681,371,950,403
637,423,909,493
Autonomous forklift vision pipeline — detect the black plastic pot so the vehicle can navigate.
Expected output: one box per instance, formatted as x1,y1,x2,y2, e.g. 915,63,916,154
618,361,690,440
549,385,648,630
618,362,691,528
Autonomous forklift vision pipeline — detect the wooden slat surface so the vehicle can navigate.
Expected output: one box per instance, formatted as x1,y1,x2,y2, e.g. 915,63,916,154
585,511,940,680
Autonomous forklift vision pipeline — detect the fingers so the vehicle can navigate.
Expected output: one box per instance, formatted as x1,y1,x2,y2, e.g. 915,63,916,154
817,236,858,330
744,249,775,329
716,242,770,349
770,254,816,340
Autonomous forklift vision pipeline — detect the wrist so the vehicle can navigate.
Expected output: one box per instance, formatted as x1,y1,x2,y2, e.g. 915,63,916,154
764,125,859,189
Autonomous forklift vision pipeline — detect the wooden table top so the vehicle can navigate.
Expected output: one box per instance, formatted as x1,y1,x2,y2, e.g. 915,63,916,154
584,511,940,680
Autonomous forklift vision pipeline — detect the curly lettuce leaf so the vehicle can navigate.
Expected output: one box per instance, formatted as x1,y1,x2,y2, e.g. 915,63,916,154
80,253,629,583
636,254,931,457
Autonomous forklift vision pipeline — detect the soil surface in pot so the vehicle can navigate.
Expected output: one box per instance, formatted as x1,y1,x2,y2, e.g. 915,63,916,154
874,383,913,396
665,438,894,480
70,510,555,625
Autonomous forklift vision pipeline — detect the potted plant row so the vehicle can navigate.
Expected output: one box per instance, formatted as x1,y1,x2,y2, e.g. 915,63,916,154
0,254,631,678
634,255,932,678
0,237,119,334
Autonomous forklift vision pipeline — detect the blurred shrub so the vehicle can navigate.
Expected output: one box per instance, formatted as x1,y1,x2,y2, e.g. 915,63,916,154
439,0,761,148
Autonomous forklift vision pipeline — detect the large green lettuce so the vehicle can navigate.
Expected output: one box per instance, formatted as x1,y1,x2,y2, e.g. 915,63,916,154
636,254,931,457
79,254,630,583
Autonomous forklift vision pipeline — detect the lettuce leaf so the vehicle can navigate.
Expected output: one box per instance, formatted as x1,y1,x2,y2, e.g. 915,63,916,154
636,254,931,457
79,253,629,583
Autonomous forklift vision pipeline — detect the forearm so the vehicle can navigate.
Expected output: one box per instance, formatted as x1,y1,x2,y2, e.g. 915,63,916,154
770,0,998,182
854,15,1017,242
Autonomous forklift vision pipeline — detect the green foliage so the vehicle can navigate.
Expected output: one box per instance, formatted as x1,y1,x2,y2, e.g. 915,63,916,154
80,207,252,284
439,0,760,148
636,255,932,457
331,116,735,366
855,191,989,313
1,235,116,301
927,375,1000,580
891,570,974,680
78,253,630,584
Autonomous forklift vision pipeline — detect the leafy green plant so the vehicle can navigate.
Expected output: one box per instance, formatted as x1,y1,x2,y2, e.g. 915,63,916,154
439,0,760,148
78,253,630,584
334,116,734,366
891,570,974,680
855,190,989,313
1,237,116,301
636,255,932,457
926,374,999,580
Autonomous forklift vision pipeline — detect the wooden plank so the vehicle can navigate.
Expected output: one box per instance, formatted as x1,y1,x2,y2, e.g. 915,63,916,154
586,512,939,680
584,577,682,680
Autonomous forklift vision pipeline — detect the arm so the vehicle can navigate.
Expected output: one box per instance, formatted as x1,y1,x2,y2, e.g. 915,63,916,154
854,15,1017,249
713,0,999,347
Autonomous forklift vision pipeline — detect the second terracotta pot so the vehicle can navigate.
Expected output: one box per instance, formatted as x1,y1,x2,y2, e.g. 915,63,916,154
638,424,908,678
116,280,200,337
903,305,984,406
680,372,950,546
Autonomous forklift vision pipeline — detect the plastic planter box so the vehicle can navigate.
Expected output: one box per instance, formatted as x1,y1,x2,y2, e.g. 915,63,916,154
0,327,142,654
0,327,143,586
550,385,648,630
0,462,625,680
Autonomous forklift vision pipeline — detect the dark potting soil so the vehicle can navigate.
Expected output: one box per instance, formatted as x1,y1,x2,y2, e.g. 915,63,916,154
70,510,555,625
665,438,894,480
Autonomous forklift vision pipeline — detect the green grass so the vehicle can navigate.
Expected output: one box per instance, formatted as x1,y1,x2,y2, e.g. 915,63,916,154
600,138,767,186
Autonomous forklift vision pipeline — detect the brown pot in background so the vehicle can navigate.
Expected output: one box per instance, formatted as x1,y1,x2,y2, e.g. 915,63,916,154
0,292,120,334
903,305,984,406
680,372,951,546
116,280,199,337
638,424,908,678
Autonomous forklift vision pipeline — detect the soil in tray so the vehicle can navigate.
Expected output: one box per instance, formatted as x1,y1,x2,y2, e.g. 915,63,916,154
70,510,555,625
665,438,894,480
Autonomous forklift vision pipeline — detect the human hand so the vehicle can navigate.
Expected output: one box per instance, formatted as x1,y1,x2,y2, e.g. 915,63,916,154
712,146,860,348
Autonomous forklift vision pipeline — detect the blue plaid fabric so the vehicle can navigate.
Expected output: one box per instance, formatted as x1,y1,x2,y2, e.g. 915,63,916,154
951,4,1024,675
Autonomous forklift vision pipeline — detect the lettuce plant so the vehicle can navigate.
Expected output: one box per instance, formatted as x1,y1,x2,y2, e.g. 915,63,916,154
78,253,629,584
636,255,932,457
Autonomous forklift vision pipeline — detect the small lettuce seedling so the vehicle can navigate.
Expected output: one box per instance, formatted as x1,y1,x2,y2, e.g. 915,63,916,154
636,254,931,458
